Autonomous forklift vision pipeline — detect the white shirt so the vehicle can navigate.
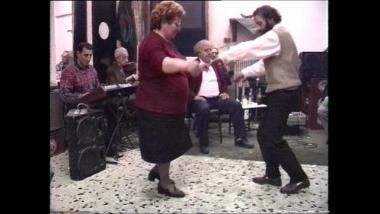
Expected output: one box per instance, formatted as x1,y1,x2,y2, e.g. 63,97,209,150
197,59,220,98
219,24,283,78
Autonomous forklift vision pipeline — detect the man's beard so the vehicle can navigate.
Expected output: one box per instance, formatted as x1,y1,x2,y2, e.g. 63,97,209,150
259,21,274,34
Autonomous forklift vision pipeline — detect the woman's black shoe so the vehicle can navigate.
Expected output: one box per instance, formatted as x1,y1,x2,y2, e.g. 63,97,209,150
148,170,175,183
157,184,185,198
148,169,159,181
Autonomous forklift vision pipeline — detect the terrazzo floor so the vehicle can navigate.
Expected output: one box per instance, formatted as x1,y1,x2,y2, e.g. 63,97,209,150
50,149,328,213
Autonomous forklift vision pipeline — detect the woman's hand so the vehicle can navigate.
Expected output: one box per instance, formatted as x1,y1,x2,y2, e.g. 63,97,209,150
186,61,204,77
194,95,206,101
219,92,230,100
198,61,209,72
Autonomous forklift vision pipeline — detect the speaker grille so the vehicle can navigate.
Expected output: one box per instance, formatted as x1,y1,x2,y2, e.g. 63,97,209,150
77,145,106,177
65,109,107,180
76,116,99,146
299,52,328,82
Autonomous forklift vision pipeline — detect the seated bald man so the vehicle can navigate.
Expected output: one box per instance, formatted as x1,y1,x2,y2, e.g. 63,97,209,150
106,47,138,84
188,40,254,154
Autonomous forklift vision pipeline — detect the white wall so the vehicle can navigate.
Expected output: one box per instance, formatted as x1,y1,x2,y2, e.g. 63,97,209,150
208,1,328,52
50,1,73,85
54,1,73,65
50,2,55,85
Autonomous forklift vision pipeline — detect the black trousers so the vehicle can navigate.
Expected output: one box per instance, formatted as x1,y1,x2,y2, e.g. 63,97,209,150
257,88,308,183
191,97,246,147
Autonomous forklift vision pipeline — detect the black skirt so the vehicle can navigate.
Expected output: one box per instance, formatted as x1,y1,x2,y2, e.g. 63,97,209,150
136,109,193,163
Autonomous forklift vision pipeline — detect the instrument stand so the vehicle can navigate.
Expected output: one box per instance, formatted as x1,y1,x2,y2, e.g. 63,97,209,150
105,94,126,164
119,105,138,150
120,130,133,147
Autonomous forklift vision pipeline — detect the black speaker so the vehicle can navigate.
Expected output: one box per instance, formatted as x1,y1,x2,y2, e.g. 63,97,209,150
299,52,328,82
65,108,107,181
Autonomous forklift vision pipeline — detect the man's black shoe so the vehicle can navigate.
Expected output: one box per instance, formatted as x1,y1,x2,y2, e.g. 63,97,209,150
105,152,123,164
235,139,254,148
200,146,209,154
280,179,310,194
105,156,118,164
252,175,282,186
117,145,128,153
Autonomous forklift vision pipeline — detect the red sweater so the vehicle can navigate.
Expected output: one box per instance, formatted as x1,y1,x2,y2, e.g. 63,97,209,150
135,32,190,116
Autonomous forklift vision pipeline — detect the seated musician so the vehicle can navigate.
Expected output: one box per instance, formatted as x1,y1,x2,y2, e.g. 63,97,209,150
59,42,120,163
106,47,138,132
106,46,138,103
189,40,254,154
106,47,138,85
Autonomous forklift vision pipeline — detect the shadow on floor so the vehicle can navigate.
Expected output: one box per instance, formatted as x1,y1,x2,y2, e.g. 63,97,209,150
185,123,328,166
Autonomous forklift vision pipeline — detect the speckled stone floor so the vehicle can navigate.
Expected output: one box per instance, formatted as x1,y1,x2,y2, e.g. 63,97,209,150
50,149,328,213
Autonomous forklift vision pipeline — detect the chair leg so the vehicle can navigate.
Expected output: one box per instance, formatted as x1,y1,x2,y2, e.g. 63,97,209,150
228,115,232,134
218,114,222,144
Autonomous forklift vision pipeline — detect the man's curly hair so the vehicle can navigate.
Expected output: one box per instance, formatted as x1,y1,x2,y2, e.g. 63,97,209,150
150,1,186,31
253,5,282,24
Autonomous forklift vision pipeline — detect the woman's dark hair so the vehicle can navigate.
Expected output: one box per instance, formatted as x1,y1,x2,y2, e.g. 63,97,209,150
253,5,282,24
150,1,186,31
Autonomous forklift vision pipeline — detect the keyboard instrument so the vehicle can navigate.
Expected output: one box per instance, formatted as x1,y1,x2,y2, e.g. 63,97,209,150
79,81,138,104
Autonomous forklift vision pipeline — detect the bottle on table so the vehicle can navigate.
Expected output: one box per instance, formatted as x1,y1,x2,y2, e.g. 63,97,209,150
248,88,253,104
256,88,262,104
